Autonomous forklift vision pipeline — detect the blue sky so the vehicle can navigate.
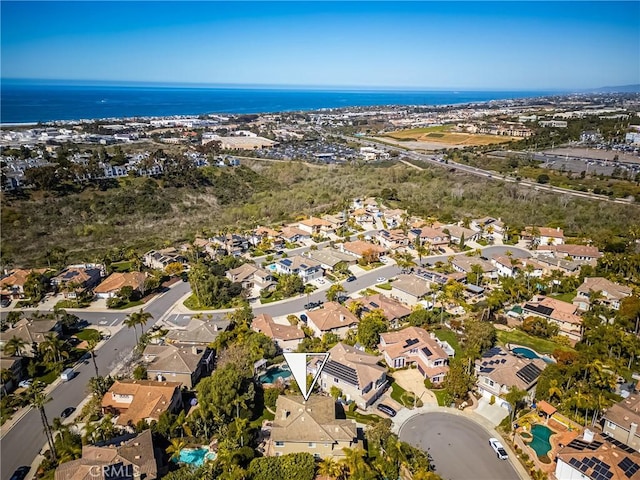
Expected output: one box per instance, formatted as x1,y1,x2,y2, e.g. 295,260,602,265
1,1,638,90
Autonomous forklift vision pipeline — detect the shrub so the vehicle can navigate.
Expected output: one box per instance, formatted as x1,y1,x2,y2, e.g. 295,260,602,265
490,395,496,405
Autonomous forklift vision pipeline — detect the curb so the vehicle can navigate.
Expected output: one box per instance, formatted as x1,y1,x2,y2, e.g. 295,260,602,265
394,406,531,480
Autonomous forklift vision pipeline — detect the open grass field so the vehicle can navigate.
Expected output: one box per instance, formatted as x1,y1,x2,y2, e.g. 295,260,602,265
385,126,519,146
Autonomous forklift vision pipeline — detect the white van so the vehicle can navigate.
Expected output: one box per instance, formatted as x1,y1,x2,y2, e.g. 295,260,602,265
60,369,75,382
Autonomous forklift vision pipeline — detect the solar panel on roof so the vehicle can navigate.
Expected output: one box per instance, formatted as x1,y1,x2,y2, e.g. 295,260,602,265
370,302,379,308
580,464,589,472
480,368,494,374
422,346,433,357
322,360,359,386
608,437,638,454
482,347,502,358
618,457,640,478
516,363,543,384
570,458,580,467
501,359,507,364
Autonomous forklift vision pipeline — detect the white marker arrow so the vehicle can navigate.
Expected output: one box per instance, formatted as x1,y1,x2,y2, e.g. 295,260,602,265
283,352,329,401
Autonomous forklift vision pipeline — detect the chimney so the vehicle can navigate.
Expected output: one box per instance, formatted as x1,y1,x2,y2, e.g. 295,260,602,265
557,227,560,232
583,429,595,443
282,409,289,420
340,314,345,322
192,346,199,355
213,324,219,332
629,423,638,445
156,374,163,382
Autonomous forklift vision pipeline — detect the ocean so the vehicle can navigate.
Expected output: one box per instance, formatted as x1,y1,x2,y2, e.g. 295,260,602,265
0,81,559,124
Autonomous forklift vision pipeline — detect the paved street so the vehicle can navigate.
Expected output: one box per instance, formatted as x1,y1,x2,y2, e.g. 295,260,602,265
0,282,190,480
0,244,528,478
399,412,519,480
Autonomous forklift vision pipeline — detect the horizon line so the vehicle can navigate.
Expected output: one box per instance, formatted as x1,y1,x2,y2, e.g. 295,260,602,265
1,77,583,93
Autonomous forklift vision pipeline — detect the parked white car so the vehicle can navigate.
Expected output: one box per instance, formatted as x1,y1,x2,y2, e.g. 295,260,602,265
489,438,508,460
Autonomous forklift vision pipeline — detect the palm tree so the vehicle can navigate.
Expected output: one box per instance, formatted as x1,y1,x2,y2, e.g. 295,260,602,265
0,368,14,395
339,447,371,479
470,264,484,286
27,382,57,462
4,336,28,357
166,438,188,462
124,315,139,344
86,337,100,378
548,379,562,402
347,299,364,317
318,457,344,479
326,284,346,302
40,333,69,365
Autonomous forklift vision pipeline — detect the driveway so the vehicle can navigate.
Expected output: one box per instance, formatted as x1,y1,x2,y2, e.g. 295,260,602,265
474,396,509,426
399,412,520,480
391,369,438,406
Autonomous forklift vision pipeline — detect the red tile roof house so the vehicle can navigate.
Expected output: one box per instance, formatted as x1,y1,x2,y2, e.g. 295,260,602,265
0,269,49,298
376,229,409,250
101,380,182,429
306,302,360,339
93,272,147,299
251,313,304,352
407,227,449,248
339,240,387,260
523,295,584,342
298,216,334,235
379,326,450,384
521,226,565,246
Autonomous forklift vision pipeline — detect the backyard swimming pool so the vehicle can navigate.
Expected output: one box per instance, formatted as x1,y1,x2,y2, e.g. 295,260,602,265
529,424,553,457
174,448,216,467
512,346,555,364
259,366,291,384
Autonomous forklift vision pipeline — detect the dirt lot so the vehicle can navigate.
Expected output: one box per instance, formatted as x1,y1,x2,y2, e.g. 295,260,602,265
379,128,519,150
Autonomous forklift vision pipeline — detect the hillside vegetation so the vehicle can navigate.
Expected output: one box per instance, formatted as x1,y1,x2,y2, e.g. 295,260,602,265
2,160,639,267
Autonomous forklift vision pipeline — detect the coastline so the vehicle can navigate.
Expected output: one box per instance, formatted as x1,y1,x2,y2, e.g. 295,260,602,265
0,83,558,124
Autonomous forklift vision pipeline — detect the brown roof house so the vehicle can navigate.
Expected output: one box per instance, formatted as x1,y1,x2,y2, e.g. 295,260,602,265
164,317,230,346
266,395,359,459
523,295,584,341
51,265,103,299
251,313,304,352
298,216,334,235
142,344,214,389
603,394,640,451
93,272,147,299
575,277,633,311
347,293,411,328
312,343,388,409
54,430,164,480
389,274,431,306
379,326,451,384
474,346,547,410
101,380,182,428
306,302,359,338
407,227,449,248
0,318,61,357
555,429,640,480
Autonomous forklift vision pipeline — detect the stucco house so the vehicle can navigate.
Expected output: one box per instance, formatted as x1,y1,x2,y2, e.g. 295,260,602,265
575,277,632,311
306,302,359,338
312,343,388,409
251,313,304,351
266,395,359,459
379,326,450,384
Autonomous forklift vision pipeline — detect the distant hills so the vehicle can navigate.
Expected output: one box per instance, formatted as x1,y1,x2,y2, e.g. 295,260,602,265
592,84,640,93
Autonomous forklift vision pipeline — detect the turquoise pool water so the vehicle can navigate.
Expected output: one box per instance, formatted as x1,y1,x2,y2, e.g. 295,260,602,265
259,366,291,384
174,448,216,467
529,424,553,457
512,347,555,364
267,264,277,271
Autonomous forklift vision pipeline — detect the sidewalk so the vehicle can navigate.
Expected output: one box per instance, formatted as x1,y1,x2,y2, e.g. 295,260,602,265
0,329,118,439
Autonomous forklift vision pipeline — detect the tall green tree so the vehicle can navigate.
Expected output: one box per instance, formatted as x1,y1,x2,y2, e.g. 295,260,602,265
357,310,388,349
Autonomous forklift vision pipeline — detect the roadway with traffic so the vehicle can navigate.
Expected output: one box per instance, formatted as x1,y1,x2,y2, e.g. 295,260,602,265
349,135,634,205
0,244,530,479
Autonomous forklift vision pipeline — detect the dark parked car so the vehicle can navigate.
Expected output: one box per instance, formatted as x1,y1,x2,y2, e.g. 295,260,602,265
299,314,308,323
60,407,76,419
181,273,189,282
1,297,11,308
9,466,30,480
376,404,397,417
346,276,356,282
